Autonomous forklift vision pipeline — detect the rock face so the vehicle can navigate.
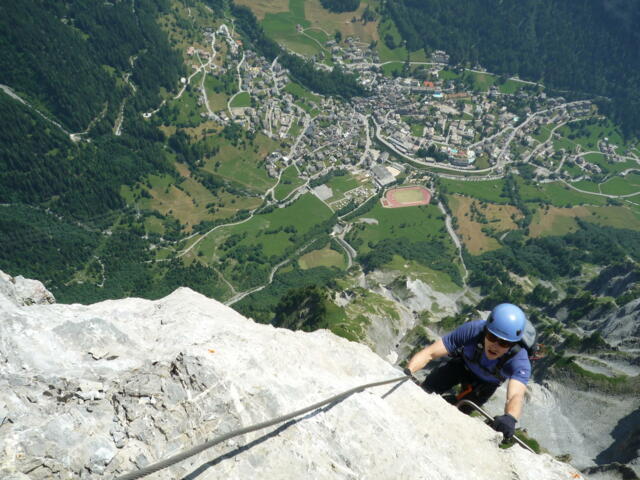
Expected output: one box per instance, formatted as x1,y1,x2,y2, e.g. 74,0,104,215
0,270,56,306
0,272,584,479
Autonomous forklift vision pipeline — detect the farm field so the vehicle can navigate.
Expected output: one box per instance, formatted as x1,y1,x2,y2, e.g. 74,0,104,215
121,174,216,232
440,178,507,204
557,119,626,152
305,0,380,46
121,171,262,232
285,82,322,114
499,78,534,94
448,195,522,254
571,180,601,193
144,216,165,235
377,18,428,63
561,160,583,178
287,119,303,138
599,173,640,196
463,71,496,92
553,135,577,154
579,153,638,176
298,245,346,270
625,195,640,218
204,75,231,111
261,0,319,56
304,28,329,46
529,205,640,237
532,125,555,143
274,165,305,201
284,82,322,104
170,82,204,126
230,91,251,108
438,69,461,82
234,0,288,20
253,0,380,60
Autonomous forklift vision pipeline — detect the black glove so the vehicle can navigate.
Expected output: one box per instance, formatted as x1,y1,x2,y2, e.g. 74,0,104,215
492,414,517,439
403,367,421,386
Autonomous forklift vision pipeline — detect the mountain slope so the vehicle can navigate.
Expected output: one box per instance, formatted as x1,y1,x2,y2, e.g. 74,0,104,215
0,270,582,479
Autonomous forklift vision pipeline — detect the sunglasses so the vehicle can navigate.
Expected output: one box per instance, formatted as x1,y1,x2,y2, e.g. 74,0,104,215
485,331,514,348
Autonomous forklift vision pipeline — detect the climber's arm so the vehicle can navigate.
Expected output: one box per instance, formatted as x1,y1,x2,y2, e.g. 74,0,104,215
504,378,526,420
406,339,449,373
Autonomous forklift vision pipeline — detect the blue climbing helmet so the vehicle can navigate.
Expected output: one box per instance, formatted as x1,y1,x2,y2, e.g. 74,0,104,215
487,303,526,343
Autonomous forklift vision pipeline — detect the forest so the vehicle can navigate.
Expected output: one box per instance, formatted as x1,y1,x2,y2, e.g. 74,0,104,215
385,0,640,137
0,0,184,131
467,221,640,308
320,0,360,13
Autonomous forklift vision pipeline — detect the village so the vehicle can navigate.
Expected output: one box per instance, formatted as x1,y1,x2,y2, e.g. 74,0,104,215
174,23,636,207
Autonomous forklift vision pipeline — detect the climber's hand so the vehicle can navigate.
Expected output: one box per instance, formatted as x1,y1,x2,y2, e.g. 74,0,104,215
403,367,421,386
492,414,517,440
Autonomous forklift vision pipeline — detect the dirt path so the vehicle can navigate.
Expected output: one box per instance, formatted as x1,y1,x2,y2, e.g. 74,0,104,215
438,200,468,285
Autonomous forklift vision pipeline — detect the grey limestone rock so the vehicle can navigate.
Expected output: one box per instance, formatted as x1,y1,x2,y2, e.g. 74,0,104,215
0,271,585,480
0,270,55,306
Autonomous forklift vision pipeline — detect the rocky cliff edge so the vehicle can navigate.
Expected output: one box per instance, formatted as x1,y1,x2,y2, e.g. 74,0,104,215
0,271,584,479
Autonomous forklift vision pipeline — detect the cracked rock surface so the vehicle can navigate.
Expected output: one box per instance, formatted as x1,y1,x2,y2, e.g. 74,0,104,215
0,271,584,479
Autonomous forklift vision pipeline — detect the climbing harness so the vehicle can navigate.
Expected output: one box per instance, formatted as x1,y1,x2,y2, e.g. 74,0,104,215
115,375,409,480
456,399,536,454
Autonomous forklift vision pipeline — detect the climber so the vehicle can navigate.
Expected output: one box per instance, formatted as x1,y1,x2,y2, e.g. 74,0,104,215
405,303,531,441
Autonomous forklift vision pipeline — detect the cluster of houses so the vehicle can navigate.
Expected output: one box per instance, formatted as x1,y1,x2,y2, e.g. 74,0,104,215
181,24,615,194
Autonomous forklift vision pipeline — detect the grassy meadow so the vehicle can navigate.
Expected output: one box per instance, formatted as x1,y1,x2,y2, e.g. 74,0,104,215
274,165,305,201
440,178,507,204
200,133,280,193
298,245,346,269
350,203,447,255
195,193,333,260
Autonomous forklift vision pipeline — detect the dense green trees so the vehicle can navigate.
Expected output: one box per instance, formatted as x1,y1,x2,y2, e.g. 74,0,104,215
359,237,462,286
235,265,342,323
271,285,329,331
320,0,360,13
0,205,100,288
0,95,174,218
385,0,640,136
0,0,184,131
468,221,640,303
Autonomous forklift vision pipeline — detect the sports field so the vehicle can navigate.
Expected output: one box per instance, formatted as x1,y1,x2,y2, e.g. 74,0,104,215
382,186,431,208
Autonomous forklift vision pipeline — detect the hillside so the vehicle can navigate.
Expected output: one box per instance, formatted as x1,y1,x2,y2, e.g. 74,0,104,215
383,0,640,137
0,271,584,479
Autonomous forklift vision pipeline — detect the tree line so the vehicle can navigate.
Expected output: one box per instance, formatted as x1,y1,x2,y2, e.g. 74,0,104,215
320,0,360,13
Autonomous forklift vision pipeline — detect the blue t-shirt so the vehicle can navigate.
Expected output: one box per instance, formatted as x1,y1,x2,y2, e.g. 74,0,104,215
442,319,531,385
